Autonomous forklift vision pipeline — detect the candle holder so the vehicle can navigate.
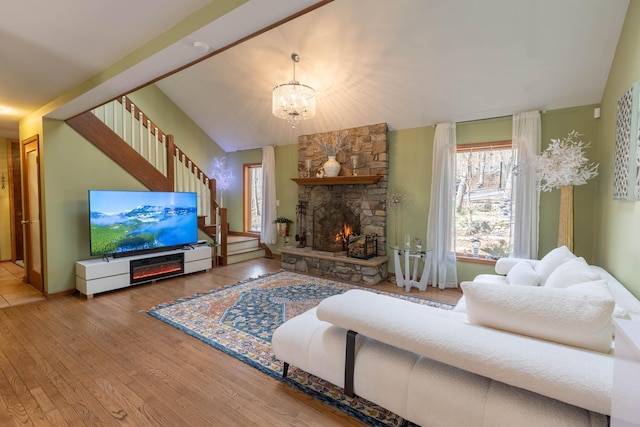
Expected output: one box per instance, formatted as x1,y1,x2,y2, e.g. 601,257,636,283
305,159,312,178
350,155,358,176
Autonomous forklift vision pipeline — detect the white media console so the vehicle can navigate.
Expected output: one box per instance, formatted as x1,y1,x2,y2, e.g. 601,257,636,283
76,245,212,298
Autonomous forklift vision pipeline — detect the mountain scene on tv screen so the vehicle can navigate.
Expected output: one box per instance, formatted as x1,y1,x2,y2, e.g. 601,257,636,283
90,204,197,255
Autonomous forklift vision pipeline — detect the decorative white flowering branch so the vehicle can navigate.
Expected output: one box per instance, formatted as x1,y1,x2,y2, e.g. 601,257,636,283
387,189,411,249
210,157,234,207
387,189,409,211
210,157,233,191
537,130,599,192
314,132,349,156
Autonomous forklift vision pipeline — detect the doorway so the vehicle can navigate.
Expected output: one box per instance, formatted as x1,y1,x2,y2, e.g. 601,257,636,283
243,163,263,233
8,139,23,263
0,137,43,306
21,135,44,294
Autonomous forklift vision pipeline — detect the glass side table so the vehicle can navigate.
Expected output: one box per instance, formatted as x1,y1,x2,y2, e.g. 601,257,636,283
391,246,432,292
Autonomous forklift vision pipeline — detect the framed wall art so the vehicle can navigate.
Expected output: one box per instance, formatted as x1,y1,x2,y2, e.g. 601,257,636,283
613,82,640,201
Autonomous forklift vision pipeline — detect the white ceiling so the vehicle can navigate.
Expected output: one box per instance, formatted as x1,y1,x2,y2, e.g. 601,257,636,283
1,0,630,152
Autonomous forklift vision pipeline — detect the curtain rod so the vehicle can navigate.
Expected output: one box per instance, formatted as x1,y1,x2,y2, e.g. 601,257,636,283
456,114,512,125
435,110,546,126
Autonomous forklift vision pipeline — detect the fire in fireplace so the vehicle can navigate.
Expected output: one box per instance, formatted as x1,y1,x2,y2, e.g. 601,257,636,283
335,223,353,251
313,204,360,252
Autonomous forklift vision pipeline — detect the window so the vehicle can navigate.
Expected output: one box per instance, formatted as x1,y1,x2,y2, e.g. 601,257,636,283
243,163,262,233
455,141,513,259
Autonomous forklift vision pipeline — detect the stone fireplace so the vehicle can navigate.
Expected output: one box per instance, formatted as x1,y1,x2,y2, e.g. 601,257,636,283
280,123,389,285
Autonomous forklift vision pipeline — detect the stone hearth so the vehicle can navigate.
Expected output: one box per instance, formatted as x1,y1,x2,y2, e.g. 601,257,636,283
280,246,388,285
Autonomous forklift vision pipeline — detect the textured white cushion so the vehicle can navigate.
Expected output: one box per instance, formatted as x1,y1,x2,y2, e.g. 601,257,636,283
534,246,577,284
544,257,601,288
567,280,631,320
472,274,508,285
506,261,542,286
461,281,615,353
495,257,540,275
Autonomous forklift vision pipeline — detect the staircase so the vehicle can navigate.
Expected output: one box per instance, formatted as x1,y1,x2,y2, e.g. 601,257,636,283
66,95,231,265
226,235,266,265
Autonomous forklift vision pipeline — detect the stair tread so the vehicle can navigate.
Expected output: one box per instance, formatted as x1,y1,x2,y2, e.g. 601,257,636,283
228,247,265,256
228,235,259,243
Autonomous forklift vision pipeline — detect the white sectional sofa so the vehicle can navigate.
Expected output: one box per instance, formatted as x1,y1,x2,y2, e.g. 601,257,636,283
272,246,640,426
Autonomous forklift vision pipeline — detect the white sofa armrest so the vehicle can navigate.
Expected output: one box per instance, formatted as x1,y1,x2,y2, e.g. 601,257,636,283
494,257,540,275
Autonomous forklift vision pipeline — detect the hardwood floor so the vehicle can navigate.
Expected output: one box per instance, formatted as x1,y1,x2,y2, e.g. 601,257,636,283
0,258,462,426
0,261,45,308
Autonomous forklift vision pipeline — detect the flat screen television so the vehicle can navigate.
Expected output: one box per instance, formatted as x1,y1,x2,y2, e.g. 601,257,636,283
88,190,198,257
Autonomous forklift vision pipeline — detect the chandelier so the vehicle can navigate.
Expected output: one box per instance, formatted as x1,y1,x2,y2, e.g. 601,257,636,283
272,53,316,128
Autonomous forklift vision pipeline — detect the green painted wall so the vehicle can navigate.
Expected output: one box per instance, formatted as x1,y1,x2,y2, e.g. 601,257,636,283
41,118,145,294
457,116,512,144
273,144,299,248
595,0,640,298
387,126,435,250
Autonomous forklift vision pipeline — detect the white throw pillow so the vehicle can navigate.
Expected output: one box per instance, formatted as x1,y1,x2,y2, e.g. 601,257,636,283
544,257,601,288
461,281,614,353
506,261,542,286
534,246,577,284
567,279,631,320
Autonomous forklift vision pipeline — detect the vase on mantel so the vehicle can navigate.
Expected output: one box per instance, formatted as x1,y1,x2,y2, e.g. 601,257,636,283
323,156,341,177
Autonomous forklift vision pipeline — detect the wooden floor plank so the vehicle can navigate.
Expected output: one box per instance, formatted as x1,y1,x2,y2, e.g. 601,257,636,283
0,258,462,426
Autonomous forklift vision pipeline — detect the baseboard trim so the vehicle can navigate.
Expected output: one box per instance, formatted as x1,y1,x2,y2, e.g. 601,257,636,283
48,289,76,298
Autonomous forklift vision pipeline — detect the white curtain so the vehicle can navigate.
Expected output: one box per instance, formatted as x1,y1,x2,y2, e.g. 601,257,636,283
260,146,278,244
426,122,458,289
511,111,541,259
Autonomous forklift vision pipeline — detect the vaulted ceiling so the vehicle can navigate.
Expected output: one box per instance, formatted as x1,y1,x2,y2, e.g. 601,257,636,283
1,0,629,152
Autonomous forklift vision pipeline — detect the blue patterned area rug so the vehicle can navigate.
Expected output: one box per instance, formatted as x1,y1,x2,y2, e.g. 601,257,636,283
147,270,454,426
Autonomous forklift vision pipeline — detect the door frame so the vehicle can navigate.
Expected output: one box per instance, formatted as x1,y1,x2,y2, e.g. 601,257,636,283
7,138,23,262
243,162,263,233
21,135,44,294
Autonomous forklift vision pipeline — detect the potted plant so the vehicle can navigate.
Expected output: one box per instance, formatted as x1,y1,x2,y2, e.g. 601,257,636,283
274,217,293,237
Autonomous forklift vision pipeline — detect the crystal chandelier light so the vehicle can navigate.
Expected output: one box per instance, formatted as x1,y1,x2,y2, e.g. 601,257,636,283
272,53,316,128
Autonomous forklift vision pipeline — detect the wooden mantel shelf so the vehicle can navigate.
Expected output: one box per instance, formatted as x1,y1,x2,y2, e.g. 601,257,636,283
291,175,381,186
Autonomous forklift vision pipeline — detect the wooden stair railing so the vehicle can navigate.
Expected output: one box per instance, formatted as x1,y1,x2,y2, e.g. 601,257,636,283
67,97,230,266
67,112,172,192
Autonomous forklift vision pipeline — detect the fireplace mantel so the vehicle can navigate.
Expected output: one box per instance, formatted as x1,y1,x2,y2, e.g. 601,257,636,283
291,175,381,186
